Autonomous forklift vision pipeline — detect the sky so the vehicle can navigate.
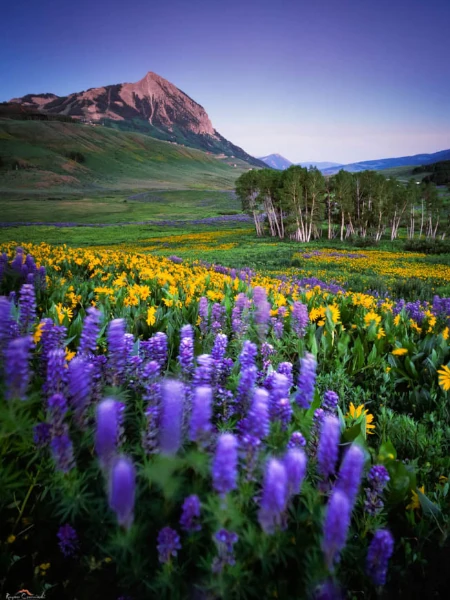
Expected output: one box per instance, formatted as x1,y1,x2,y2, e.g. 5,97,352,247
1,0,450,164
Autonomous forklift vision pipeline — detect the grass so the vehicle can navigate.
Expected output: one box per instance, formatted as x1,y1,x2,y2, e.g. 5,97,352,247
0,120,249,194
0,190,241,224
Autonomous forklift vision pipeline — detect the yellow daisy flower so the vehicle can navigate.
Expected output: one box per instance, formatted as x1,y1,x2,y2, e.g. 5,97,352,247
437,365,450,392
392,348,408,356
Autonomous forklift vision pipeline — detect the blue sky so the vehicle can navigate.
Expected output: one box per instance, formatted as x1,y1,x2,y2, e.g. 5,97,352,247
2,0,449,163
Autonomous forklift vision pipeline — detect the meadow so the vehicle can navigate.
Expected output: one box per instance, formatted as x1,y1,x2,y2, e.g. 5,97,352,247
1,212,450,599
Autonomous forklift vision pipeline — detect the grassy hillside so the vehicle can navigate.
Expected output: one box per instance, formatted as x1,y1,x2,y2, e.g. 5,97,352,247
0,120,251,194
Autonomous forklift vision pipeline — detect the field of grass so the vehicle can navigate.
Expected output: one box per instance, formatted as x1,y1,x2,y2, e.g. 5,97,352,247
0,190,242,224
0,120,248,194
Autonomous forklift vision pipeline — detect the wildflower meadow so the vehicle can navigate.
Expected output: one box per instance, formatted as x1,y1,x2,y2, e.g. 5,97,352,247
0,239,449,599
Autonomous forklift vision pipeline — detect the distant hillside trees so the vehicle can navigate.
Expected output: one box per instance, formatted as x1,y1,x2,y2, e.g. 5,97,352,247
413,160,450,186
235,167,447,242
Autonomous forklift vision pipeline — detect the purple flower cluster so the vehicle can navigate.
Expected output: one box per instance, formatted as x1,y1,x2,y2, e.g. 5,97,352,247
317,415,340,480
159,380,185,455
178,325,194,378
366,529,394,586
291,301,308,337
296,352,317,409
189,386,212,444
108,455,136,529
180,495,201,533
253,286,271,338
198,296,209,335
364,465,390,516
211,302,226,333
212,433,238,496
5,335,33,400
232,293,251,336
78,306,101,356
212,529,239,573
57,524,79,558
335,444,365,509
322,390,339,413
157,527,181,563
19,283,36,333
258,458,288,533
322,489,351,570
140,332,168,368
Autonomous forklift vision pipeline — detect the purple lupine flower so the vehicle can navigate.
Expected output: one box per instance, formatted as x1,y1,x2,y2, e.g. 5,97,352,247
274,397,293,430
247,388,270,439
11,248,24,273
309,408,326,457
284,448,307,498
236,366,258,410
180,494,202,532
253,286,271,338
212,529,239,573
260,342,274,373
95,398,120,468
36,266,47,291
215,386,237,423
45,348,67,397
68,357,94,428
178,325,194,378
277,362,293,390
312,579,343,600
107,319,127,385
40,319,66,366
288,431,306,449
19,283,36,333
364,465,390,516
157,527,181,563
0,253,8,284
336,444,365,509
269,372,291,422
239,340,257,370
317,415,340,480
212,433,238,496
79,306,101,356
321,489,351,569
232,293,251,336
271,315,284,339
5,335,32,400
291,301,308,337
198,296,209,335
47,393,68,431
108,455,136,529
57,524,79,558
50,426,75,473
193,354,214,387
322,390,339,413
0,296,14,355
33,422,52,447
141,361,161,454
295,352,317,409
211,302,226,333
366,529,394,586
211,333,228,383
258,458,288,534
159,380,185,455
190,386,212,444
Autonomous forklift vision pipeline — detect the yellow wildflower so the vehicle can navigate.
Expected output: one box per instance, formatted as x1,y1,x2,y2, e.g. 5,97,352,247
346,402,375,435
442,327,449,341
377,328,386,339
65,348,76,362
437,365,450,392
146,306,157,327
364,311,381,327
392,348,408,356
406,486,425,511
393,314,401,326
33,321,45,344
7,534,16,544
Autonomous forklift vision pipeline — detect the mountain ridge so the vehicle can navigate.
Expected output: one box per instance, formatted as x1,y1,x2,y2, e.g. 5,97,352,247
9,71,267,168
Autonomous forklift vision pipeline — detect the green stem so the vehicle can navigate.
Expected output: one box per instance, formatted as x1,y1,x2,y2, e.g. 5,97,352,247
12,468,41,533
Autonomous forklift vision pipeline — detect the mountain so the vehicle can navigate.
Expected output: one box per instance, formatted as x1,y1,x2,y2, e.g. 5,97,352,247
321,149,450,175
0,119,252,193
9,71,266,168
258,155,342,171
258,154,293,170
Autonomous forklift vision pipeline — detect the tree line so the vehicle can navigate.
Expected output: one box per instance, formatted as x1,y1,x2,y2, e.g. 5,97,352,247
235,167,448,242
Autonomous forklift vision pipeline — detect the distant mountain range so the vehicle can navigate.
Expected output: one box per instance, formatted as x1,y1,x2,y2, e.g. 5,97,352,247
8,71,266,168
259,150,450,174
258,154,342,171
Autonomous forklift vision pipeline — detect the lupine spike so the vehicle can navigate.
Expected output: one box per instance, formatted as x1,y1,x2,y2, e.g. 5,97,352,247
159,380,185,455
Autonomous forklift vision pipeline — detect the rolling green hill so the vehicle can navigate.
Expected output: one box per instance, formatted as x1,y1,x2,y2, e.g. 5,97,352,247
0,119,251,194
